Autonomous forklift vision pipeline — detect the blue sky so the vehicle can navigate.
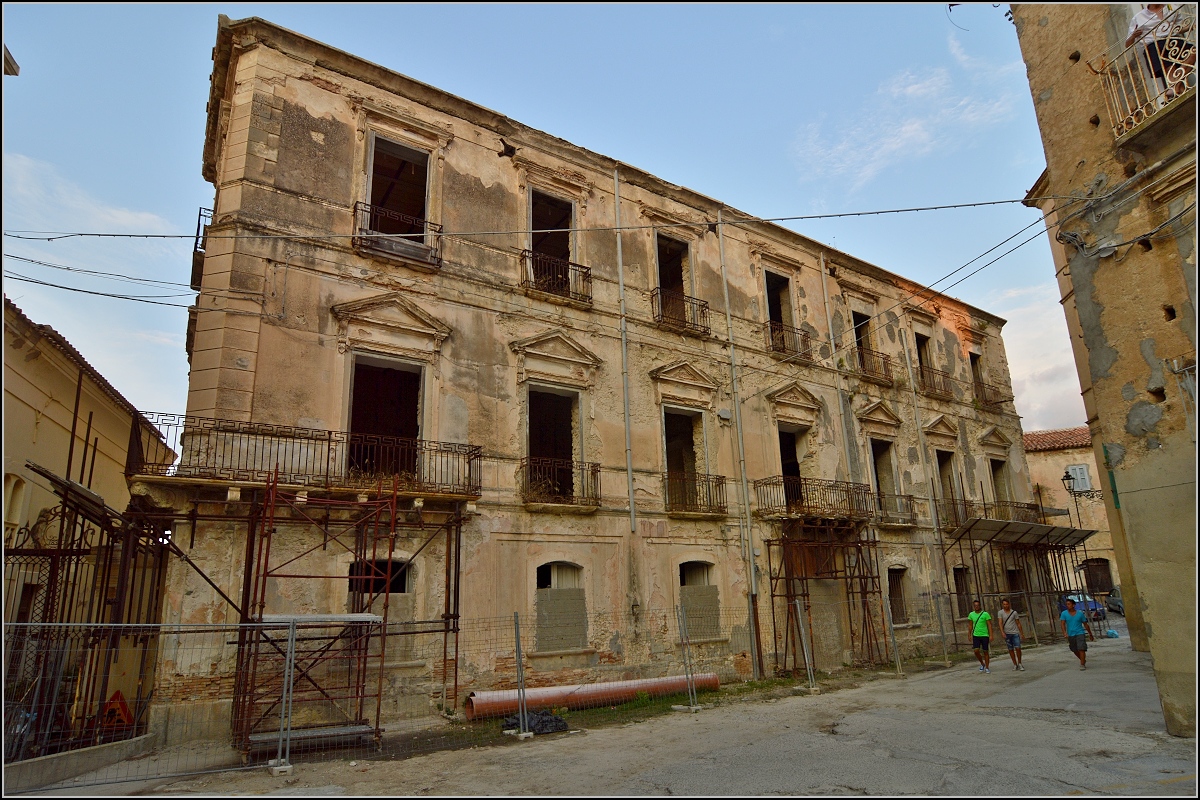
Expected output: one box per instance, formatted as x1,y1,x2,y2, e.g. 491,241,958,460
2,3,1085,430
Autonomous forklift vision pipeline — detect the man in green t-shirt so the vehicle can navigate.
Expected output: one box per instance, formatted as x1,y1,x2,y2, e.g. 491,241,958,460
967,599,993,673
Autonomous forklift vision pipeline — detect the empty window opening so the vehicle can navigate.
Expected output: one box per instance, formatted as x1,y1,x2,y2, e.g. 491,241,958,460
778,425,809,510
953,566,971,617
936,449,958,501
870,439,897,497
1163,305,1177,321
528,388,577,498
664,410,700,475
349,558,412,597
969,352,985,385
765,272,794,327
530,191,573,261
887,568,908,624
851,311,872,351
349,356,421,475
989,459,1012,504
914,333,931,370
1081,558,1114,594
1065,464,1092,491
656,234,688,295
536,561,587,651
679,561,719,639
369,137,429,234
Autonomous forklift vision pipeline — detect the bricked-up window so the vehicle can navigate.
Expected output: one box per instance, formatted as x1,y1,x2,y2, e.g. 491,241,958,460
679,561,719,639
887,568,908,624
369,136,429,235
535,562,587,651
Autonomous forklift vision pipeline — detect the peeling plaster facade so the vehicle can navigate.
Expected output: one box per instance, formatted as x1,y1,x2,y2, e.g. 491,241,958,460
1014,4,1196,736
133,15,1035,733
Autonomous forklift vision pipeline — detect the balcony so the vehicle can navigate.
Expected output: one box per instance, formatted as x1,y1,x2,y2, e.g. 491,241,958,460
873,493,916,525
1087,6,1196,142
663,472,727,516
518,457,601,508
352,201,443,268
128,413,481,497
191,207,212,290
764,321,814,362
847,346,893,385
917,364,953,399
520,250,593,305
973,381,1007,410
936,499,1041,529
651,288,710,336
753,476,874,520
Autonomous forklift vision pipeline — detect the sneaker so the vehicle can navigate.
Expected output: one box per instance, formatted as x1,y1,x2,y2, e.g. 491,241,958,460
984,668,990,673
1013,665,1019,671
979,665,985,671
1018,664,1025,671
1080,664,1087,670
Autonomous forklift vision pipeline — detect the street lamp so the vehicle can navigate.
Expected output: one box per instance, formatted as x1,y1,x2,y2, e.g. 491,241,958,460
1061,469,1082,529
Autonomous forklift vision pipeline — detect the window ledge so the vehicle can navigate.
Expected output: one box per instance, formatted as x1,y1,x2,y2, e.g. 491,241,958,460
523,502,600,515
353,239,441,273
655,321,711,339
383,659,428,670
847,371,894,388
522,286,593,310
677,636,729,646
529,647,596,659
876,520,917,529
891,623,922,630
667,510,728,520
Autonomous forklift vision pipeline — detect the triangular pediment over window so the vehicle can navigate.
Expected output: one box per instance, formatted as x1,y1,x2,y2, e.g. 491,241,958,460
978,425,1013,455
856,400,904,432
650,361,719,408
923,414,960,443
331,291,451,362
510,330,602,388
766,381,822,427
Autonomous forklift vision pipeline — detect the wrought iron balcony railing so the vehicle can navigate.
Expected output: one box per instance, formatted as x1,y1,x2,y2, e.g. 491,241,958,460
651,288,710,336
935,499,1042,528
973,381,1006,409
352,201,443,267
873,493,916,525
128,413,481,496
848,346,893,384
753,475,874,520
764,321,814,362
518,457,601,506
520,250,593,304
1087,5,1196,140
917,365,953,399
663,472,727,514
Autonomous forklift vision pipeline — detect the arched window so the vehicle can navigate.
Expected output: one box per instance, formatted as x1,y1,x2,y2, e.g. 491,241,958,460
535,561,586,651
679,561,719,639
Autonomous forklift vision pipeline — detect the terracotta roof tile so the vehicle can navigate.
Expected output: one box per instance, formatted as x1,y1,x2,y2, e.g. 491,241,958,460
1023,426,1092,452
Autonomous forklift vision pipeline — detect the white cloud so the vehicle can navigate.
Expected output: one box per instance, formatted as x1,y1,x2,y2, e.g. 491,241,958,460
991,283,1087,431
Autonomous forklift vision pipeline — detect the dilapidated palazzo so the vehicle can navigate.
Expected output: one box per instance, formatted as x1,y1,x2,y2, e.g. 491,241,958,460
105,15,1091,750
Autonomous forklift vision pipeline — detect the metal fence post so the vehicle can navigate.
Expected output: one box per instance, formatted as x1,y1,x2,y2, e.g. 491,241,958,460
513,612,530,738
933,592,951,667
792,599,817,692
270,621,297,775
676,604,698,709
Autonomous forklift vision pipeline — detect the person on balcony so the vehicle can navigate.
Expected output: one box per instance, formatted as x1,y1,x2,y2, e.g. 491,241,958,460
1126,4,1191,99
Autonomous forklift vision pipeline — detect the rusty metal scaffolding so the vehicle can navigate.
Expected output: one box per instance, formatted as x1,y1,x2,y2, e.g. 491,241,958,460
939,507,1095,649
764,517,889,674
3,462,170,763
228,470,466,758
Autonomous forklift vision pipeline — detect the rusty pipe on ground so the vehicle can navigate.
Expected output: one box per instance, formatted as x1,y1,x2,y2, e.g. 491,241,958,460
463,673,719,720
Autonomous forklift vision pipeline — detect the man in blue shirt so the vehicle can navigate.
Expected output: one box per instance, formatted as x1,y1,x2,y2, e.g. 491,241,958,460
1059,597,1095,670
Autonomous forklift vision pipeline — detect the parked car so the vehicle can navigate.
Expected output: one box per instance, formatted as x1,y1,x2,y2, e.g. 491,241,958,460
1059,592,1107,621
1106,586,1125,616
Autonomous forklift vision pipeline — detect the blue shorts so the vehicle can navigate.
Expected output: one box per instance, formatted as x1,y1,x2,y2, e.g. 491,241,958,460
1005,633,1021,650
972,635,990,651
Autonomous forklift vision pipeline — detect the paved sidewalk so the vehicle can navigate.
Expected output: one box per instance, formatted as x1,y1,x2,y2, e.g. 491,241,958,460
47,619,1199,796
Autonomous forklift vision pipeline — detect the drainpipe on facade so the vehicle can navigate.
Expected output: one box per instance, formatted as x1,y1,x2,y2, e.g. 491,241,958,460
716,209,761,680
613,169,640,620
818,254,859,480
